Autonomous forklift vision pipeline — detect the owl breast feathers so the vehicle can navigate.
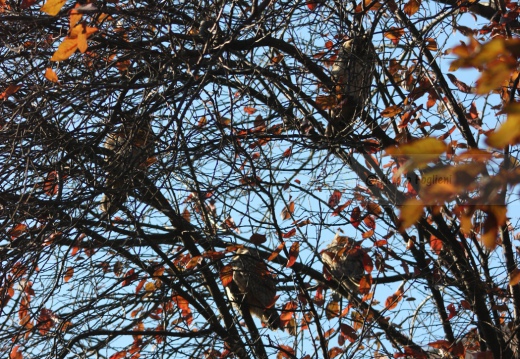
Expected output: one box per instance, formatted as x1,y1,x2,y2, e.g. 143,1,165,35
100,117,155,215
321,235,367,291
226,248,281,330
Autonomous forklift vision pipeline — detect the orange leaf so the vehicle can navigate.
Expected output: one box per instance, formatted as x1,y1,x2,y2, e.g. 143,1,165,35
282,228,296,238
280,201,295,220
45,68,59,83
268,242,285,261
328,347,344,358
0,84,22,100
510,268,520,286
109,351,128,359
272,53,284,64
10,223,27,239
362,229,374,239
326,300,340,319
10,346,23,359
315,95,337,110
276,345,295,359
403,0,421,16
220,265,233,287
381,105,403,118
286,242,300,267
282,147,292,158
244,106,257,114
64,267,74,282
384,27,405,45
69,5,82,28
51,37,78,62
40,0,66,16
486,103,520,148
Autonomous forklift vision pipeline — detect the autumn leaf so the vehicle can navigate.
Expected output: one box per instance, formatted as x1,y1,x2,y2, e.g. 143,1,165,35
51,38,78,62
280,201,295,220
268,242,285,261
220,265,233,286
324,300,339,320
244,106,257,114
315,95,337,110
64,267,74,282
276,345,295,359
446,73,474,93
10,345,23,359
279,301,297,328
328,190,342,207
486,103,520,148
510,268,520,286
286,242,300,267
398,198,424,232
403,0,421,16
350,206,361,228
40,0,66,16
386,137,446,170
0,84,22,100
45,68,59,83
381,105,403,118
306,0,318,11
182,208,191,223
430,235,443,255
340,323,358,343
282,147,292,158
9,223,27,240
384,27,405,45
69,5,82,28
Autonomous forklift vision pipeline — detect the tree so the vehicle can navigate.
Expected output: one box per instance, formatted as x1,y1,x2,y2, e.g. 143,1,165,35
1,0,520,358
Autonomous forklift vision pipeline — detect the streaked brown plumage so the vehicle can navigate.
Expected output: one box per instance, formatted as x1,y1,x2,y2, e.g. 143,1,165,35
321,234,367,292
327,36,374,137
226,248,281,330
100,117,155,215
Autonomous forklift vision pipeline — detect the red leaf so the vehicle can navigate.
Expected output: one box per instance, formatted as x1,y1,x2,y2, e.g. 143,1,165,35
306,0,318,10
340,323,358,342
281,201,295,220
279,301,297,328
286,242,300,267
331,200,351,216
447,303,458,320
363,215,376,229
121,269,137,287
328,190,342,207
430,235,443,255
282,228,296,238
9,223,27,240
350,207,361,228
109,351,127,359
64,267,74,283
282,147,292,158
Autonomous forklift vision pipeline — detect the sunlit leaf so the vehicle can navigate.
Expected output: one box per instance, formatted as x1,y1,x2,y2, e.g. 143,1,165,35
430,235,443,255
281,201,295,220
44,68,59,83
40,0,66,16
64,267,74,283
220,265,233,287
244,106,257,114
0,84,22,100
381,105,403,118
398,198,424,232
326,300,340,319
403,0,420,16
486,103,520,148
268,242,285,261
384,27,405,45
50,38,78,62
10,345,23,359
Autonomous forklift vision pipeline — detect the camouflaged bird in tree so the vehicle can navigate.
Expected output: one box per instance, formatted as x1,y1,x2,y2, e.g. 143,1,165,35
321,234,368,293
327,35,375,137
226,248,281,330
100,116,156,215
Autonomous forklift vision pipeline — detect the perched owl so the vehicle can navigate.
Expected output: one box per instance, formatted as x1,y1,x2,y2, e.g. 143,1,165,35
226,248,281,330
321,234,368,292
327,36,375,137
100,117,155,215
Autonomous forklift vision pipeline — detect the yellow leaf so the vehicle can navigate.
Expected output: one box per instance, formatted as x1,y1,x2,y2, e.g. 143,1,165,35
41,0,67,16
486,103,520,148
326,300,340,319
398,198,424,232
44,68,59,83
50,37,78,62
77,31,88,53
386,137,446,169
69,5,82,28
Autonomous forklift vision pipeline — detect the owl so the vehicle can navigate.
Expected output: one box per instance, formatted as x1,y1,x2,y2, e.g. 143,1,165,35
327,36,375,137
100,117,155,215
226,248,281,330
321,234,368,292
